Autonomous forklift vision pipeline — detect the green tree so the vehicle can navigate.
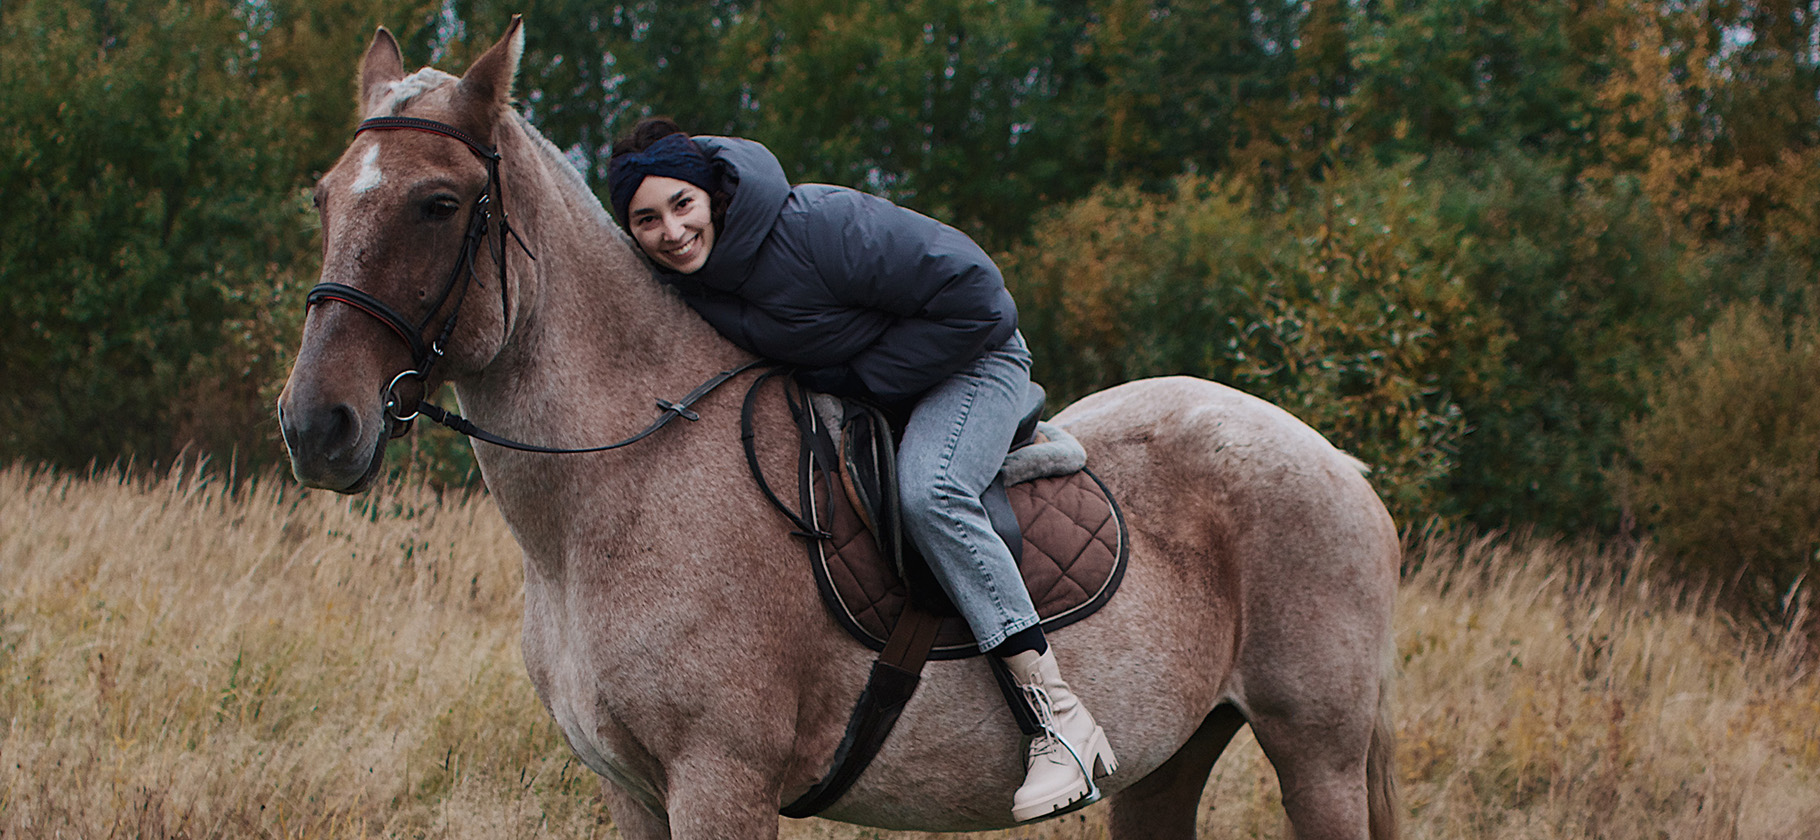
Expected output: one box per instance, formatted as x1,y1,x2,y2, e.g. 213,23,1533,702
1064,0,1301,185
1419,151,1700,533
1348,0,1617,168
737,0,1070,240
1005,162,1509,523
442,0,1324,245
452,0,1071,243
1,0,308,469
243,0,444,178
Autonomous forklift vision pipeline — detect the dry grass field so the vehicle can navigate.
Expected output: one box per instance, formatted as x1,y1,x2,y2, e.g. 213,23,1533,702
2,462,1816,839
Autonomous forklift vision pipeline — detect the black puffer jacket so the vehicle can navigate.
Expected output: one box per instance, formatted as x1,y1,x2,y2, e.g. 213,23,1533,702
659,136,1018,405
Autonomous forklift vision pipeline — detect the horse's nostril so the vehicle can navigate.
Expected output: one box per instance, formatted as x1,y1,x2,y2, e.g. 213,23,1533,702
326,404,357,449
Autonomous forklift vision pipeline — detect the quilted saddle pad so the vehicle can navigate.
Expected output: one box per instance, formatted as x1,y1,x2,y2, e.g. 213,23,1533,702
804,464,1129,660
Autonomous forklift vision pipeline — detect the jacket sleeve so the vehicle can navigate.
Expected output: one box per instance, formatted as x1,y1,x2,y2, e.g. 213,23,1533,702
804,189,1017,404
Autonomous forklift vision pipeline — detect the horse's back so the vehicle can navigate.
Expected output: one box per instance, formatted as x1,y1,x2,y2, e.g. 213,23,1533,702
1056,376,1379,502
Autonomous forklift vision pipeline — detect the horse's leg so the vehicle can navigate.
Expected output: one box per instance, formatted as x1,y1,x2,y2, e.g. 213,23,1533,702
1243,679,1385,840
599,780,671,840
657,757,786,840
600,771,785,840
1105,704,1247,840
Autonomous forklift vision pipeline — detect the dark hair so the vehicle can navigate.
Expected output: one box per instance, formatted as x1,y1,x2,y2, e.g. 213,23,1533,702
608,116,732,232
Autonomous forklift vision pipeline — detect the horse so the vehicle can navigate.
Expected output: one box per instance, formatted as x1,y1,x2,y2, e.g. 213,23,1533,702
277,18,1400,840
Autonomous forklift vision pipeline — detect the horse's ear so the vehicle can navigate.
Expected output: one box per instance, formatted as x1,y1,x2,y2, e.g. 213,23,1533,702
358,27,406,118
457,16,524,111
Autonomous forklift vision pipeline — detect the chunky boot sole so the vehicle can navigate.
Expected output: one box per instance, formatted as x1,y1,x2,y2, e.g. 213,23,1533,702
1011,726,1118,823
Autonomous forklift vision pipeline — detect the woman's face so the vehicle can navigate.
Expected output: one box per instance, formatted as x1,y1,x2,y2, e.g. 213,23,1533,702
627,176,715,274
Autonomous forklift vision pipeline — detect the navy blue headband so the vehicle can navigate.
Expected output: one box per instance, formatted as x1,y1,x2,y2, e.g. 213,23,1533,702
608,133,715,227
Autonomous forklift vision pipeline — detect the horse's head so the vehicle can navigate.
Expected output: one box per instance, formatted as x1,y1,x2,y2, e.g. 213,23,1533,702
279,19,526,492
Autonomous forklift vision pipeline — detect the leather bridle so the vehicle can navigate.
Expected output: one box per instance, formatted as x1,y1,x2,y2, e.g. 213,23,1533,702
305,116,532,436
302,114,766,456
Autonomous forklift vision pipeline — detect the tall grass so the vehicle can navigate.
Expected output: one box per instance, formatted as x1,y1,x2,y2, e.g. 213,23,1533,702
2,463,1815,838
0,462,597,838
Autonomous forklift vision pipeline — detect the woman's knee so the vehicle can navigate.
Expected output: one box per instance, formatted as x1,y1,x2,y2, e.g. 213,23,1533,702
897,469,966,528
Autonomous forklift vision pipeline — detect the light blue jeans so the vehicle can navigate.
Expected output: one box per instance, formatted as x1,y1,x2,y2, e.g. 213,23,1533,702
897,332,1040,652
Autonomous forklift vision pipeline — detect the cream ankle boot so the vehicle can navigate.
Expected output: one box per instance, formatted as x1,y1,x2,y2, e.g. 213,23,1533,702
1003,649,1118,822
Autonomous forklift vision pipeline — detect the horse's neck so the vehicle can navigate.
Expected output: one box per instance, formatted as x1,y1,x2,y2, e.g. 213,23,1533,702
454,117,747,512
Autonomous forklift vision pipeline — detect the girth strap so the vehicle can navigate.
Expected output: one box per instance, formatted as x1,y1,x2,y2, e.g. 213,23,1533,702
767,377,945,819
780,601,943,818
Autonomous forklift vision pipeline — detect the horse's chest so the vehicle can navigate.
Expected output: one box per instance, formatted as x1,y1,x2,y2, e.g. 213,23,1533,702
520,585,664,809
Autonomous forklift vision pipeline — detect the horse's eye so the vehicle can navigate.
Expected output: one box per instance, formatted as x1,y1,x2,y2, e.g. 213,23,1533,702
425,195,461,220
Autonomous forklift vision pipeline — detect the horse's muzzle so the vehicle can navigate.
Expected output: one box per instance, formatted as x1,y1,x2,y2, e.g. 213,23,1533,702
278,395,389,493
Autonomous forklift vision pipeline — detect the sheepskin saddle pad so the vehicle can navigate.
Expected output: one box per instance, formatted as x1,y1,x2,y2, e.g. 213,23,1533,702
796,386,1129,660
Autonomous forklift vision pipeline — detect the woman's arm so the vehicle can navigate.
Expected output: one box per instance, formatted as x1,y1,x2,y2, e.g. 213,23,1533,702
805,189,1017,404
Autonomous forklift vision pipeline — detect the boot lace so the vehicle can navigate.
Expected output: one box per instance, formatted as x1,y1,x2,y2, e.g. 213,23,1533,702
1020,682,1097,789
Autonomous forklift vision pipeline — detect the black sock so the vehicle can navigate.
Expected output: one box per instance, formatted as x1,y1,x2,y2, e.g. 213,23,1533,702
991,624,1049,658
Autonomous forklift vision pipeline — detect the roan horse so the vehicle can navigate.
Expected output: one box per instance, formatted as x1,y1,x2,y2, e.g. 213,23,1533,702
278,19,1400,840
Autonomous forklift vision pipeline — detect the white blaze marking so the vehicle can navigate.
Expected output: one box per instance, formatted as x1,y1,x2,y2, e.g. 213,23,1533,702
351,143,383,194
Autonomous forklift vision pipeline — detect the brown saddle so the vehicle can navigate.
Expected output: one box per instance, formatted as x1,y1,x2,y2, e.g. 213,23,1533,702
797,389,1129,660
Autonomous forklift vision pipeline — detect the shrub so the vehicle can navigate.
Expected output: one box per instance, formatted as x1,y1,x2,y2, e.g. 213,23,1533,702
1423,150,1705,535
1616,301,1820,626
1005,163,1509,524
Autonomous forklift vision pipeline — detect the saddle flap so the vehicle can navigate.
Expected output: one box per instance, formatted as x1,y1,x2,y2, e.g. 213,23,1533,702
786,378,1128,660
806,464,1129,659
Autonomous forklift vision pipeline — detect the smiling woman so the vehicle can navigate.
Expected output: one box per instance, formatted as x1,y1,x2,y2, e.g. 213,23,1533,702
608,128,722,274
628,174,717,273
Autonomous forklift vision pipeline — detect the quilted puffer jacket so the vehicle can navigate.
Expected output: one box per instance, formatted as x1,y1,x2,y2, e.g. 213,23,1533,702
657,136,1018,405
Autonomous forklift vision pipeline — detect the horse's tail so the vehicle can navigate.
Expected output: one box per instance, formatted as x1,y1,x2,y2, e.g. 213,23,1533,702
1366,643,1400,840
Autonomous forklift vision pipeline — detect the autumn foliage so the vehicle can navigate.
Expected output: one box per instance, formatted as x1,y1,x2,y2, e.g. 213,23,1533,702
2,0,1816,609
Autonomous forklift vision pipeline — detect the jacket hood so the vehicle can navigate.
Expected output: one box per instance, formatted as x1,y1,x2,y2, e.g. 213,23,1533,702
690,136,792,291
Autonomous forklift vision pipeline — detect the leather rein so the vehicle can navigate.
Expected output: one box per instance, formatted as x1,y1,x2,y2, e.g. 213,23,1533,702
305,115,764,455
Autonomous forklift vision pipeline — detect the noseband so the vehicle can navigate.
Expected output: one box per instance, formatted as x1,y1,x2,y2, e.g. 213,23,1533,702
305,116,533,435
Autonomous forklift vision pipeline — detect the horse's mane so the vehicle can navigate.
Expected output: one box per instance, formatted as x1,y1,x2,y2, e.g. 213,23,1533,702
376,68,455,113
509,113,637,251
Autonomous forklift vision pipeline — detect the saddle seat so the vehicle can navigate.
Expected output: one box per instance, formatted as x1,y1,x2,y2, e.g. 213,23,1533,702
798,382,1129,660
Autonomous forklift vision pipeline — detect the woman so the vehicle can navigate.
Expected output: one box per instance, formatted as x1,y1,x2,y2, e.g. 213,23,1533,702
606,117,1116,822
